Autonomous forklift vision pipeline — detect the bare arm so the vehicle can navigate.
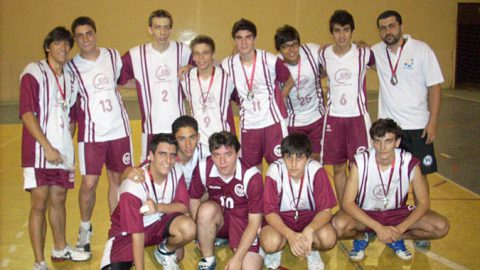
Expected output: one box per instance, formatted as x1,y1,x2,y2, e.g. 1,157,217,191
281,75,295,97
157,202,188,214
189,198,201,221
302,209,333,254
132,232,145,270
422,84,441,144
21,111,62,164
395,166,430,234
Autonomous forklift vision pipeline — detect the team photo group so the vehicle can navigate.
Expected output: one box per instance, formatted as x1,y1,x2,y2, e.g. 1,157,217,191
20,7,450,270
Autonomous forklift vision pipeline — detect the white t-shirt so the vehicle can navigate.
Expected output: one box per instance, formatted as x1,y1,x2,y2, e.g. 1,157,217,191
319,44,372,117
181,66,235,146
372,35,444,130
281,43,325,127
177,144,210,188
69,48,131,142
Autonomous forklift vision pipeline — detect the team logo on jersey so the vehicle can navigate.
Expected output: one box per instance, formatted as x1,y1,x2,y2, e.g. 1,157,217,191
334,68,352,84
289,198,308,210
356,146,367,154
274,145,282,157
325,124,332,132
234,183,245,197
372,184,388,200
199,92,215,106
423,155,433,167
403,58,415,71
156,65,172,81
122,152,131,165
69,171,75,183
93,73,110,90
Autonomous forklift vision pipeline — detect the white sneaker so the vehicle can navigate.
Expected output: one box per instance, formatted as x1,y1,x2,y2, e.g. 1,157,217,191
33,261,48,270
264,250,282,269
76,224,93,252
51,245,91,262
154,245,180,270
307,251,325,270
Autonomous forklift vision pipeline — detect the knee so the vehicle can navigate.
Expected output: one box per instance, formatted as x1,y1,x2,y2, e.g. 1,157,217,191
196,201,221,225
81,176,98,192
332,215,350,237
174,216,196,242
50,189,67,206
260,230,283,253
434,217,450,239
315,226,337,251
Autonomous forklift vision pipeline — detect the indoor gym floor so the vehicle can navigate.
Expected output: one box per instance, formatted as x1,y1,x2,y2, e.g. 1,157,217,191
0,89,479,270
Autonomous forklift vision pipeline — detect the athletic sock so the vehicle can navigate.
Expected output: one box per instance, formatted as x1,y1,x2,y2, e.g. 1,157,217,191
80,221,91,230
203,256,215,265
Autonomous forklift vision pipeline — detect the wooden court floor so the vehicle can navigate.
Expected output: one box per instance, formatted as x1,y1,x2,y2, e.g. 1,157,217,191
1,116,479,270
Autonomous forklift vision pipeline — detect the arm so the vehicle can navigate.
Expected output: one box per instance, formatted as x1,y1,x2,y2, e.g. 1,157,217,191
281,75,295,97
225,213,262,270
302,209,333,255
422,84,441,144
132,232,145,270
21,112,62,164
395,166,429,234
343,164,399,244
189,198,201,221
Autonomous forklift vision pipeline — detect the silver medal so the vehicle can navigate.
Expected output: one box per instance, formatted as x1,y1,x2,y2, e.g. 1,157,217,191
383,197,388,209
390,75,398,86
294,210,298,221
247,91,254,101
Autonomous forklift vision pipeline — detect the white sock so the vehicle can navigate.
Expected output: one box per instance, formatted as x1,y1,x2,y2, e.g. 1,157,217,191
80,221,91,230
204,256,215,264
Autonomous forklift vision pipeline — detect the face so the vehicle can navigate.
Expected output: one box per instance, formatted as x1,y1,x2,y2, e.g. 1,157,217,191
74,24,97,54
211,145,238,178
148,142,177,178
378,16,403,46
149,17,172,44
192,43,214,71
283,153,308,180
372,132,401,163
279,40,300,65
234,30,255,55
175,126,199,160
332,24,352,48
46,40,71,66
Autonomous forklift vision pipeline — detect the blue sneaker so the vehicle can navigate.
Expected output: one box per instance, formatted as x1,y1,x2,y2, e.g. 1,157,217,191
387,240,412,261
198,257,216,270
349,233,370,261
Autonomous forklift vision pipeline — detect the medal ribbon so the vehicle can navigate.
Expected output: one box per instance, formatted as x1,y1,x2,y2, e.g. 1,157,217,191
47,61,67,106
376,158,395,204
240,52,257,96
295,57,301,97
386,39,406,82
197,67,216,107
148,167,168,203
288,174,305,211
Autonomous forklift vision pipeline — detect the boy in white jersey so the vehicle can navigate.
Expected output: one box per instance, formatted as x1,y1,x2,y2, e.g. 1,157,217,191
181,35,236,147
221,18,294,169
261,133,337,270
100,134,195,270
20,27,90,270
69,17,133,254
274,25,326,161
319,10,374,204
118,9,191,161
332,119,449,262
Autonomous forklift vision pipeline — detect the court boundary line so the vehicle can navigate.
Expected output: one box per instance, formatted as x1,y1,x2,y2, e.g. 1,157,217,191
433,172,480,197
443,93,480,103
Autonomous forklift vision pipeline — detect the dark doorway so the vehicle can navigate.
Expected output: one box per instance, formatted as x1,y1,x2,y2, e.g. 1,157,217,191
456,3,480,88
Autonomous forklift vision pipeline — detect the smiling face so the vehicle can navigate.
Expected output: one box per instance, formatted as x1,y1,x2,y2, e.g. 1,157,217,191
234,30,256,56
149,17,172,45
211,145,238,179
74,24,97,55
332,23,352,49
279,40,300,65
148,142,177,180
192,43,214,72
46,40,71,66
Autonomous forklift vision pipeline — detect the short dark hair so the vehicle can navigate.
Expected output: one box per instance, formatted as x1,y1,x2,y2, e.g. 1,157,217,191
370,118,402,140
172,115,199,136
148,133,178,155
43,26,74,59
281,133,312,158
377,10,402,28
71,16,96,34
274,25,301,51
231,18,257,38
209,131,240,153
329,10,355,34
190,34,215,54
149,9,173,27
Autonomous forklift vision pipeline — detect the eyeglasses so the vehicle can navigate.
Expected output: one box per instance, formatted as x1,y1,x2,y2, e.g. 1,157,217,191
280,41,300,50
